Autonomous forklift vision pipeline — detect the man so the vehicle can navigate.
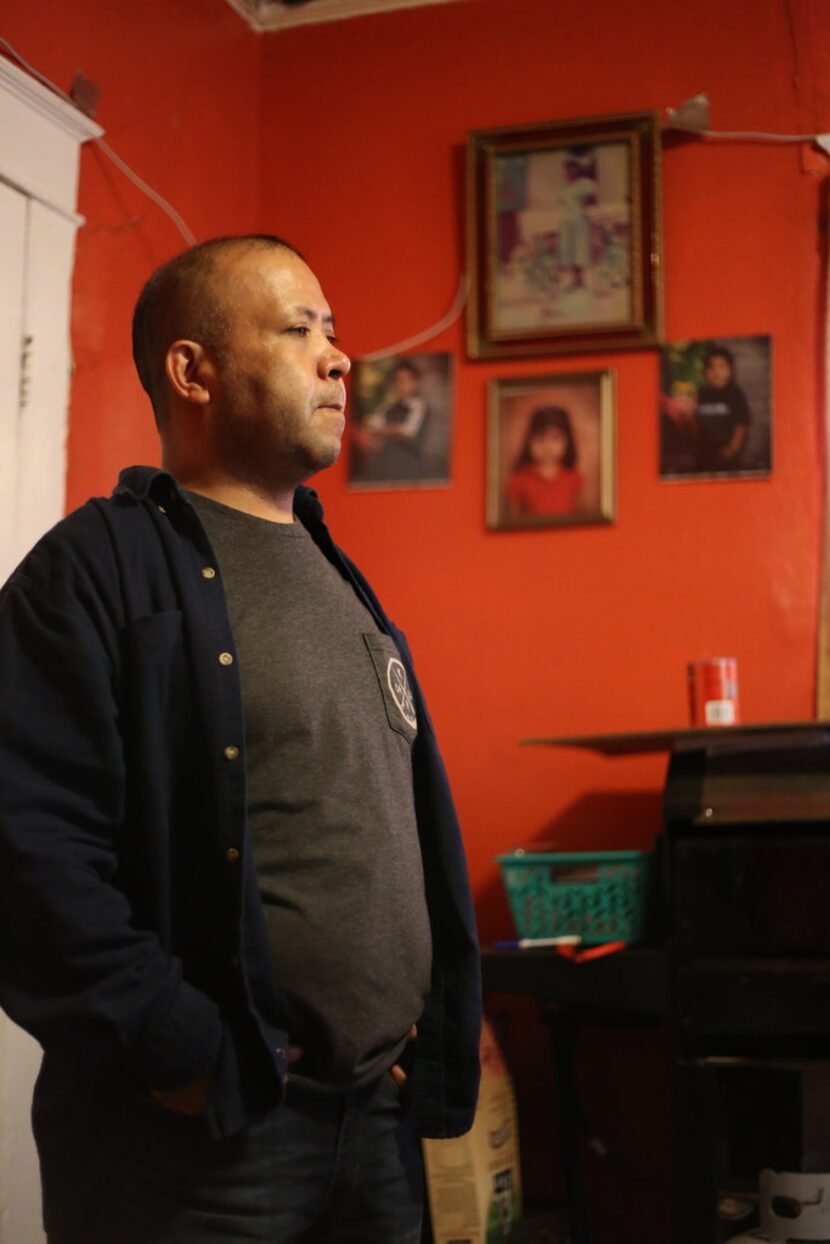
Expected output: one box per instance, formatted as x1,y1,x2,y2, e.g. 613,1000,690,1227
0,234,481,1243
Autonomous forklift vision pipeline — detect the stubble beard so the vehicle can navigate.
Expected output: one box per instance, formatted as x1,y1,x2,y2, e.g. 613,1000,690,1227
211,404,341,495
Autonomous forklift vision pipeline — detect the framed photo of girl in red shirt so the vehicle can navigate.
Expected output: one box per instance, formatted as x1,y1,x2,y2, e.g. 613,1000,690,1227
487,370,616,530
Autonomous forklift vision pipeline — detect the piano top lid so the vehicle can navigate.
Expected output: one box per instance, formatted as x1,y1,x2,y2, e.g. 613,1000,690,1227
520,721,830,756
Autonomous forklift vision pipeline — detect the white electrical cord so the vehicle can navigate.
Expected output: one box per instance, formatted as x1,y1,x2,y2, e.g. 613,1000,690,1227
677,126,825,144
6,49,822,355
0,36,197,245
1,34,467,355
360,274,468,361
664,94,829,147
92,138,197,244
0,33,467,352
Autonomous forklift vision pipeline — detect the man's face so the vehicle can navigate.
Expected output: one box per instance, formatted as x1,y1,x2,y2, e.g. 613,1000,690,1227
704,354,732,389
208,247,350,489
391,367,419,400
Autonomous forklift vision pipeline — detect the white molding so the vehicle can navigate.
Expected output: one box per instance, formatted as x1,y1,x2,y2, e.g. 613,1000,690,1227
0,172,84,228
226,0,475,32
0,58,101,144
0,57,103,217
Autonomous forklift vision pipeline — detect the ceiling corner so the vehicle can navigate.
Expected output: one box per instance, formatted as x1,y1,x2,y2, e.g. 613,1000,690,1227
225,0,476,34
224,0,268,32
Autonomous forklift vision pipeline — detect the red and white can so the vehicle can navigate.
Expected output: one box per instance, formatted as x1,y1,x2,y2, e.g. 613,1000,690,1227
688,658,740,727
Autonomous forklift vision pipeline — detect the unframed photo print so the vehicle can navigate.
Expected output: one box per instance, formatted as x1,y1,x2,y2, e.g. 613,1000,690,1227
659,335,772,480
347,352,454,489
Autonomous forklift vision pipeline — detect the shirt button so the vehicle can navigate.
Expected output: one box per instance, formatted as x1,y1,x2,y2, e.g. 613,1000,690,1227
223,745,240,761
201,567,216,580
157,504,167,514
218,652,234,666
225,847,240,864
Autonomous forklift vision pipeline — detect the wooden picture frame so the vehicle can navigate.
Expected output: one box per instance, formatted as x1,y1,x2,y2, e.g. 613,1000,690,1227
487,370,616,530
467,111,663,359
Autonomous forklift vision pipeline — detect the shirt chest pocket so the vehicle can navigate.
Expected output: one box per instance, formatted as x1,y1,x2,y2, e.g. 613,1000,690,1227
127,610,185,654
123,611,190,728
362,633,418,744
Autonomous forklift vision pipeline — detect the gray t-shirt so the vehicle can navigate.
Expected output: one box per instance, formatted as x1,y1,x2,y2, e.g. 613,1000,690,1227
186,492,432,1090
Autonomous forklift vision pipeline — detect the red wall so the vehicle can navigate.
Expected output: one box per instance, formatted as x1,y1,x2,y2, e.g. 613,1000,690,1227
4,0,830,945
258,0,830,940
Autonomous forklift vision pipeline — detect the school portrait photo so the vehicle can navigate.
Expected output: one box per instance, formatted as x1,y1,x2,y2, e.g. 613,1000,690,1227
487,370,616,530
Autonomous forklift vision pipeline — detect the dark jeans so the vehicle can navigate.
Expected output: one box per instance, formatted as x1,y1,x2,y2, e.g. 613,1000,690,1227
34,1065,423,1243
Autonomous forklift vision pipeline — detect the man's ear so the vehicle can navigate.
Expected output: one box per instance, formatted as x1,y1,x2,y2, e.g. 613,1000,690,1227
165,340,214,406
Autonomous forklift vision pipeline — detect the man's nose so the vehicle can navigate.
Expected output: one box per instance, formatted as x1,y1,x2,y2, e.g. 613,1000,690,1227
320,342,351,380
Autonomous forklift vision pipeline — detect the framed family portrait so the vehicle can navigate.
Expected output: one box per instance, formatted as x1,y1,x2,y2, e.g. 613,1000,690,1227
347,352,454,489
659,334,772,480
467,111,663,359
487,370,616,531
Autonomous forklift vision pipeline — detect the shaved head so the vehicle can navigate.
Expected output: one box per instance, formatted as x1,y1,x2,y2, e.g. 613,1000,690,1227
131,234,303,427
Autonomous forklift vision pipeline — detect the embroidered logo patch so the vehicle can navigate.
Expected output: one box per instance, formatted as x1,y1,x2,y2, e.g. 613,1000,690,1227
387,658,417,729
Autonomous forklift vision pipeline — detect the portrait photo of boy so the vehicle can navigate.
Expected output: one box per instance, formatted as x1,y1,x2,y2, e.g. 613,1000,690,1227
659,335,772,480
348,353,454,489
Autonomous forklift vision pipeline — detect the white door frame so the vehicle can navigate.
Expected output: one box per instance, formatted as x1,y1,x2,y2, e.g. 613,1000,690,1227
0,54,101,1244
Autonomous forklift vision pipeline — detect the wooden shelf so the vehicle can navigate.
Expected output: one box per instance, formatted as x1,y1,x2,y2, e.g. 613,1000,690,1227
520,721,830,756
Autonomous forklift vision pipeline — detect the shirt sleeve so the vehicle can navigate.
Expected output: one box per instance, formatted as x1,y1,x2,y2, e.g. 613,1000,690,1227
398,397,427,437
0,577,223,1090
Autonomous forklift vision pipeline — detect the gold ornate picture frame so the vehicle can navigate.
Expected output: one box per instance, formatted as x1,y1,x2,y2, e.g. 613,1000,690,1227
467,112,663,359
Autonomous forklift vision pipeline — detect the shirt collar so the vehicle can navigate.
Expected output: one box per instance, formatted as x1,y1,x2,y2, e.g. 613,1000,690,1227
113,465,169,499
113,466,326,527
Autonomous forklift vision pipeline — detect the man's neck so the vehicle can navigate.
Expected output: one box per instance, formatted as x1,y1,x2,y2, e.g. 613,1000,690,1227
174,474,296,524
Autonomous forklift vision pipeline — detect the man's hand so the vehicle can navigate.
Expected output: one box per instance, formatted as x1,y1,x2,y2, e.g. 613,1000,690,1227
390,1024,418,1088
151,1070,213,1117
153,1044,304,1115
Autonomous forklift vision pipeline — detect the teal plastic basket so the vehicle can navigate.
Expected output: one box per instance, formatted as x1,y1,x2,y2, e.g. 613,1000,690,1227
497,849,651,945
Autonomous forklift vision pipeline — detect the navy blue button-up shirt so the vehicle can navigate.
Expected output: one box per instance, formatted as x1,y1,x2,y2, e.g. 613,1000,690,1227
0,467,481,1139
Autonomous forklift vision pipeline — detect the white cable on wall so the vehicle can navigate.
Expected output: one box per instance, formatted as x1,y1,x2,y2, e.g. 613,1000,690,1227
1,54,826,358
677,127,825,144
1,35,470,357
0,37,197,246
664,91,830,147
360,274,469,361
93,139,197,245
701,130,819,141
1,35,467,356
